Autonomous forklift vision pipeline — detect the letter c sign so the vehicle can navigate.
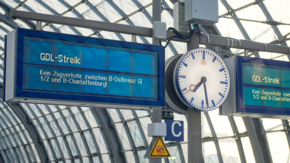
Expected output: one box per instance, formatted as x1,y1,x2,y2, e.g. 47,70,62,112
165,120,184,142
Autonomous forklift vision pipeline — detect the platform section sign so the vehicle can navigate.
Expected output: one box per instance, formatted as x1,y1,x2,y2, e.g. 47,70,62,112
165,120,184,141
222,56,290,118
4,29,165,109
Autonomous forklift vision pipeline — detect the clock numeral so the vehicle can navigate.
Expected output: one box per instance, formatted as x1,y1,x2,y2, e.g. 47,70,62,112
201,100,204,109
181,61,188,67
220,81,228,84
181,88,187,92
212,56,217,63
219,92,224,98
219,68,225,72
211,100,216,107
203,51,205,60
191,53,195,60
178,75,186,78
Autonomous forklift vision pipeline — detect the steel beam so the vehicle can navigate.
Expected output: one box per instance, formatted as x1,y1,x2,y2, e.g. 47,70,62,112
281,120,290,149
106,0,150,45
2,105,32,162
0,153,4,163
131,111,149,147
0,115,19,162
91,108,125,163
130,110,151,162
0,14,18,29
131,0,153,23
220,0,260,58
21,103,51,161
115,110,138,162
0,99,49,163
228,117,246,163
0,1,35,29
219,0,264,17
75,107,103,163
84,1,125,41
204,112,223,163
10,10,152,36
199,34,289,54
199,24,234,57
0,46,4,52
0,108,31,162
56,0,85,19
243,117,272,163
66,107,91,156
55,105,81,157
10,10,290,55
34,0,83,36
258,2,283,41
220,0,251,41
257,1,290,60
33,104,65,160
0,26,9,34
9,10,175,40
42,105,73,160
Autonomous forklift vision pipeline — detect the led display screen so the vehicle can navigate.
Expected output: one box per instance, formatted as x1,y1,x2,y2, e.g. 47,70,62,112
4,29,165,109
237,57,290,115
242,63,290,108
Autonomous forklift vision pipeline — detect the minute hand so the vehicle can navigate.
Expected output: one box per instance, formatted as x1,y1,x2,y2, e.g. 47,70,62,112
193,80,202,92
201,77,209,108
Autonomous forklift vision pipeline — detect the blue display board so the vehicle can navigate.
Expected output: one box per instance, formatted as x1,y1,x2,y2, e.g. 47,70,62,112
4,29,165,109
237,56,290,116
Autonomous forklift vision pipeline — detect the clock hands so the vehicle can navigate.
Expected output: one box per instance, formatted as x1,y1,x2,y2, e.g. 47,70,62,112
183,77,209,109
201,76,209,109
183,80,203,94
193,80,203,92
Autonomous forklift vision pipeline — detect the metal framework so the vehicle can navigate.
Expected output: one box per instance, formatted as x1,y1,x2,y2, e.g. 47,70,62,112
0,0,289,163
10,10,290,56
92,108,126,163
0,87,49,163
204,112,223,162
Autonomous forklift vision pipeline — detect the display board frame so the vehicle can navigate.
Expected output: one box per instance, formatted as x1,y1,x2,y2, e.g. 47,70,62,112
221,56,290,118
4,28,165,110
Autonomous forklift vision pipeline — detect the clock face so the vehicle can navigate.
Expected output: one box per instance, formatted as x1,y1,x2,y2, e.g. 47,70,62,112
174,48,230,111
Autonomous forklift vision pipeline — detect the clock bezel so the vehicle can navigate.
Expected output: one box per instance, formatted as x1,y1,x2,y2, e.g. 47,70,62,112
173,47,231,111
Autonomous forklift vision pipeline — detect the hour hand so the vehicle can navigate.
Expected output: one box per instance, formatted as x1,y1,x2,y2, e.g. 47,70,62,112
183,80,203,94
193,80,202,92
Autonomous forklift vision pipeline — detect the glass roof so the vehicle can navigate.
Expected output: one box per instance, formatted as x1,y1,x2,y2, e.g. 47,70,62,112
0,0,289,162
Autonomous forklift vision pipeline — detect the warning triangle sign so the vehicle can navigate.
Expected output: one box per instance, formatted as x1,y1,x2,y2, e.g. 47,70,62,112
149,136,171,158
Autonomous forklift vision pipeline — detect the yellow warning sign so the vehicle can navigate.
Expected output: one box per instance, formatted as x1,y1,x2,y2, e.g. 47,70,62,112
149,136,171,158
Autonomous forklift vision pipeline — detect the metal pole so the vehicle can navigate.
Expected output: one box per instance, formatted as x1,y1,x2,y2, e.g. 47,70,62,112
132,35,137,43
36,21,42,30
187,32,202,163
244,49,248,56
151,0,162,163
152,0,161,46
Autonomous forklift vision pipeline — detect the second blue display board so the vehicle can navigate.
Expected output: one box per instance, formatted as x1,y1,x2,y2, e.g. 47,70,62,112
237,57,290,115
